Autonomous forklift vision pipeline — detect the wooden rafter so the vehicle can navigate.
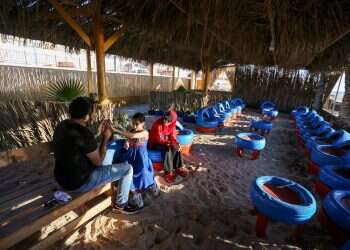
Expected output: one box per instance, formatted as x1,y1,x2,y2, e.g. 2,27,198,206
104,26,127,52
47,0,91,47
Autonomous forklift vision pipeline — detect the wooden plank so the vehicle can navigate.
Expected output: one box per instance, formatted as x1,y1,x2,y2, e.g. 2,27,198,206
0,184,110,249
30,196,111,250
0,178,54,204
0,142,52,168
0,182,57,212
47,0,92,47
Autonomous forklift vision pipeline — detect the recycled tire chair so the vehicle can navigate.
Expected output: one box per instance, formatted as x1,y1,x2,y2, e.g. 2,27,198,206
305,127,335,151
176,121,194,155
291,106,309,119
207,106,228,127
309,141,350,175
317,190,350,244
224,100,237,120
104,139,125,165
250,119,273,135
250,176,317,238
301,121,331,142
315,165,350,197
307,129,350,152
260,101,276,112
230,98,246,113
342,241,350,250
216,102,232,120
148,149,164,171
195,108,219,133
182,112,196,124
262,109,279,120
234,132,266,160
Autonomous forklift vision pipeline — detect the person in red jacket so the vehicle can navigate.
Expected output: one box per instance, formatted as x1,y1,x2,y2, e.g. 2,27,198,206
149,111,188,183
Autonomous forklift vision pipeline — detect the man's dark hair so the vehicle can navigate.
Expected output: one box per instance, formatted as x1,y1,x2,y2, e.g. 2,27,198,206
69,97,93,119
132,112,145,123
163,111,173,122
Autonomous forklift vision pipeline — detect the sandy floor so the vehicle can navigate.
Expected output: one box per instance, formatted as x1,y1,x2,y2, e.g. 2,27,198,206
57,110,337,250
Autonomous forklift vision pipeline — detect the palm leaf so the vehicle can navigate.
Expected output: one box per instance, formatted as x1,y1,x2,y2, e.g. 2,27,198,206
46,78,86,102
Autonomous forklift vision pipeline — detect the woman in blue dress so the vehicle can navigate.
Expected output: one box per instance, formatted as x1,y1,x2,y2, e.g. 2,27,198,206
112,113,159,208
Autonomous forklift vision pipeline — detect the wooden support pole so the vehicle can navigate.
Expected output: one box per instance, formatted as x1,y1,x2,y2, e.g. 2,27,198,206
191,70,196,90
47,0,91,47
203,64,211,95
93,2,108,104
86,48,93,94
172,66,176,90
150,63,154,89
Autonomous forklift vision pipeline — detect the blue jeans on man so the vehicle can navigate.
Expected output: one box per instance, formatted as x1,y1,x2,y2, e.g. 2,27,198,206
76,162,133,207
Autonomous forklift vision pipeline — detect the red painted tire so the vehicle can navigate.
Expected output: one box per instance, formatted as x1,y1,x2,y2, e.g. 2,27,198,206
308,160,320,175
236,148,244,157
153,162,164,172
314,180,332,198
180,144,192,155
196,126,217,133
251,150,260,160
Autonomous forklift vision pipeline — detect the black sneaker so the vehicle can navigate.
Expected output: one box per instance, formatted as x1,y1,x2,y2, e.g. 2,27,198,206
112,203,143,215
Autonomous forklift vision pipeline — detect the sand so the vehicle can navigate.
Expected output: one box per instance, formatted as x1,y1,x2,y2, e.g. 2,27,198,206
55,110,337,250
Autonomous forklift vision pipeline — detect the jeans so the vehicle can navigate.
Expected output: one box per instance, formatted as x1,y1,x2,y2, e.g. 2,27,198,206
76,162,133,207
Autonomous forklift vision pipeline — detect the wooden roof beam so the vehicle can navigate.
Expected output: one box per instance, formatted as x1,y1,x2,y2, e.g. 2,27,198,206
47,0,92,47
104,26,127,52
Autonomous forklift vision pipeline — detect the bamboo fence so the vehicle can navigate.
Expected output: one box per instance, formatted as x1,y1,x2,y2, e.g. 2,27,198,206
0,101,114,151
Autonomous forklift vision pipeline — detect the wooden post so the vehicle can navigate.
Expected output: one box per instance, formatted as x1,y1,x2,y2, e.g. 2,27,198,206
312,72,325,111
172,66,176,90
150,63,154,89
203,64,211,95
191,70,196,90
93,6,108,104
338,70,350,129
86,48,93,94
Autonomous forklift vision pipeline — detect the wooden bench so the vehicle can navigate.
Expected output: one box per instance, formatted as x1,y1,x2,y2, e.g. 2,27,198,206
0,143,112,249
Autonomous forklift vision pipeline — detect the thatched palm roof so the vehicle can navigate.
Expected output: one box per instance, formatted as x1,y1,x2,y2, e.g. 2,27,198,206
0,0,349,71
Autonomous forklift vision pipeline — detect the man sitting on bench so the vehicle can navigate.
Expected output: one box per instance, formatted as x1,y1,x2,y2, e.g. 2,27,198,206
52,97,142,214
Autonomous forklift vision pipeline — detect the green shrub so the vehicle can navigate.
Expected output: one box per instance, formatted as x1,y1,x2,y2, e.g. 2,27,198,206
46,78,86,102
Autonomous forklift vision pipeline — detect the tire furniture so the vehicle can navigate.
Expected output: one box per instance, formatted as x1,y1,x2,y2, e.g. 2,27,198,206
216,102,232,120
224,100,238,120
315,165,350,197
195,108,219,133
261,101,278,120
291,106,309,118
260,101,276,111
250,119,273,135
208,106,228,127
230,98,245,114
148,149,164,171
234,132,266,160
250,176,317,238
306,129,350,152
317,190,350,244
176,121,194,155
308,142,350,175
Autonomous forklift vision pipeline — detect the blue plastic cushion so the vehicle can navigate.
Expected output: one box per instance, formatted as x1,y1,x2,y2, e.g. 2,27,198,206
319,165,350,191
235,132,266,151
250,176,317,225
323,190,350,232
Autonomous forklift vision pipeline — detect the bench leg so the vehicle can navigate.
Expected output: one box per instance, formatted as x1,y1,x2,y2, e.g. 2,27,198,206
256,213,268,238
